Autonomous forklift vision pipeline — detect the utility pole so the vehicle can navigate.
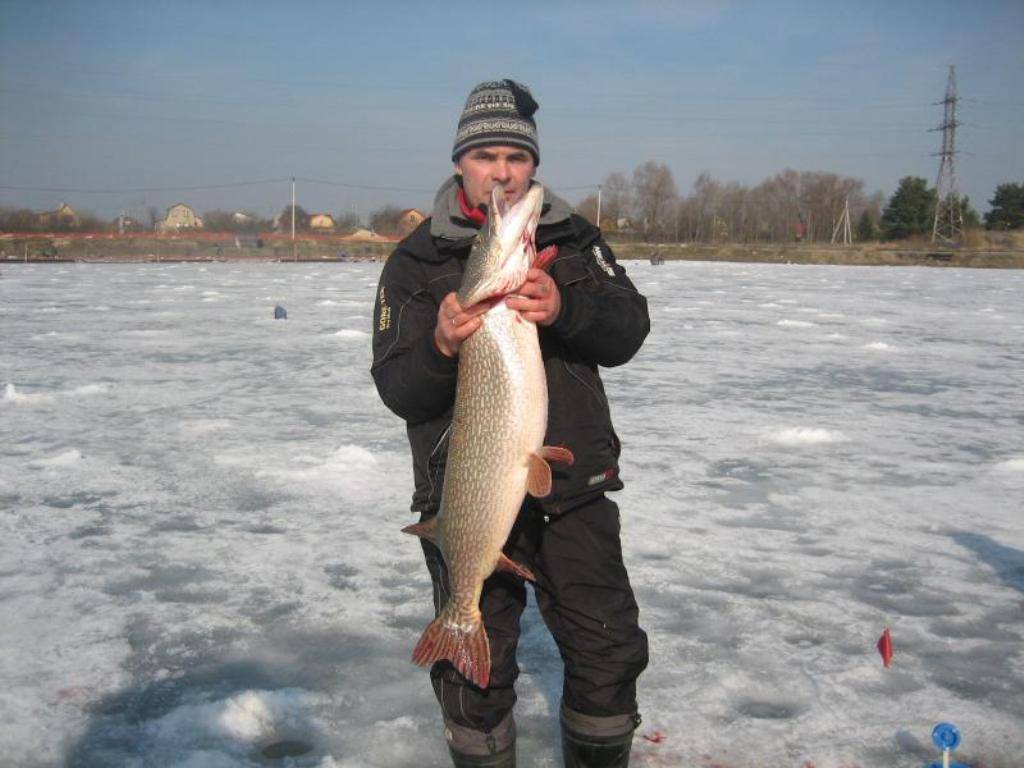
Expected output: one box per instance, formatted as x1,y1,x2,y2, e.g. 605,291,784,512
291,177,296,241
931,65,964,245
596,185,602,229
291,177,297,262
831,198,852,245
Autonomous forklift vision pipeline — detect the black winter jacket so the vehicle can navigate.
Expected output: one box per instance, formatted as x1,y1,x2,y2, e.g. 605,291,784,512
371,179,650,515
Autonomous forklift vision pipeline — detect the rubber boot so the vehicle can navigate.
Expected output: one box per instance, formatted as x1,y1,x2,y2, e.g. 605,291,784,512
560,704,638,768
560,727,633,768
448,741,515,767
445,714,516,767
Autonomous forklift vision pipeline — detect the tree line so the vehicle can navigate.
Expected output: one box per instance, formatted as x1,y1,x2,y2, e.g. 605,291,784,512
575,165,1021,243
240,205,409,235
1,177,1020,240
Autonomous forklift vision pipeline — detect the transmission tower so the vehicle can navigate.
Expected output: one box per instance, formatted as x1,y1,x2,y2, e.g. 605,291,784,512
931,65,964,245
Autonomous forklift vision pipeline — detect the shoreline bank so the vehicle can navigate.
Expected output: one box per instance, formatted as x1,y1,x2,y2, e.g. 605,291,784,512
2,234,1023,268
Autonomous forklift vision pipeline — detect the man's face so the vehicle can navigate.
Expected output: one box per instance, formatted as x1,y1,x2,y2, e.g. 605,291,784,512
455,146,537,209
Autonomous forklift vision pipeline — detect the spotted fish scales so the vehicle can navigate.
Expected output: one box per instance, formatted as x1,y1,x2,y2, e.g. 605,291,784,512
402,183,571,688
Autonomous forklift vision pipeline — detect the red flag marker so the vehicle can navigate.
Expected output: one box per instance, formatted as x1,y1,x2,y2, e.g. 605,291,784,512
877,626,894,668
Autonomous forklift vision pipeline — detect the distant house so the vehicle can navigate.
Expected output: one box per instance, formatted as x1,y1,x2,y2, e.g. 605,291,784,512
156,203,203,232
309,213,336,232
232,211,256,225
398,208,426,236
37,202,80,229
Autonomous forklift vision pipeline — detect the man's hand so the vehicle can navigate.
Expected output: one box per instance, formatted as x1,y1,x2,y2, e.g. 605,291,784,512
505,268,561,326
434,292,488,357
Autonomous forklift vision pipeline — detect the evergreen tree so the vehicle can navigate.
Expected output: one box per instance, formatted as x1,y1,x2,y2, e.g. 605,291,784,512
855,210,877,241
277,205,309,232
960,196,981,229
984,182,1024,230
881,177,936,239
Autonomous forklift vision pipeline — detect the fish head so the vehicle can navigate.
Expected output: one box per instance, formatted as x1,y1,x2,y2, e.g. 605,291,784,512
457,183,544,309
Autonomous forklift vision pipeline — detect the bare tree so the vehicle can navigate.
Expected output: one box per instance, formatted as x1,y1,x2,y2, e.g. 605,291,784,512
369,205,404,236
602,172,633,231
335,212,361,235
756,169,803,242
673,169,883,244
689,172,723,242
576,194,599,226
632,161,678,241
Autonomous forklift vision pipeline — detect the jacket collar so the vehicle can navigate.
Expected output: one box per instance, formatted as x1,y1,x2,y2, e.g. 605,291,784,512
428,175,574,245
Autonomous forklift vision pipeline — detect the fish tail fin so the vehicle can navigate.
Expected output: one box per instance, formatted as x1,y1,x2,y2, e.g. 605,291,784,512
412,607,491,689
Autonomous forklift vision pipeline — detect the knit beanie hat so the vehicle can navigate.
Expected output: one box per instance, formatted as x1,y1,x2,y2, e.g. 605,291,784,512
451,79,540,166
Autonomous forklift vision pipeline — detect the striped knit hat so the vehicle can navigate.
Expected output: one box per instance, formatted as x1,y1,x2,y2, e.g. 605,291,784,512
451,79,540,166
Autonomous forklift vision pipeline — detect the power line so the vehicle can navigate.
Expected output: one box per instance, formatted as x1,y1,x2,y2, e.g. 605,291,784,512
0,177,600,197
295,177,436,194
0,179,290,194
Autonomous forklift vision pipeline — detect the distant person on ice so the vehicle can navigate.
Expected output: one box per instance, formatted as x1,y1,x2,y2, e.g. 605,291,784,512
371,79,650,767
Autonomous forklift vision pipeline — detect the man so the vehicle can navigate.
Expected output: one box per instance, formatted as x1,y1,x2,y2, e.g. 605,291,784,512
371,79,649,768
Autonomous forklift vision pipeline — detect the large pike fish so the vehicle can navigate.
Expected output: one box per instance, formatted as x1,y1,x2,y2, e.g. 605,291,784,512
402,183,572,689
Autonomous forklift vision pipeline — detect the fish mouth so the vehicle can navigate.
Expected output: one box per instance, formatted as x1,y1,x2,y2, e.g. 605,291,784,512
458,184,545,309
492,184,543,293
493,184,543,255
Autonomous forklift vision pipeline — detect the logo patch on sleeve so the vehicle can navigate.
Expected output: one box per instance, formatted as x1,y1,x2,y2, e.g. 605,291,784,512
592,245,615,276
377,286,391,331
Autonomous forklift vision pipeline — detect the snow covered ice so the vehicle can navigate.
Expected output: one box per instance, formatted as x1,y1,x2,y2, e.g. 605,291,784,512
1,261,1022,767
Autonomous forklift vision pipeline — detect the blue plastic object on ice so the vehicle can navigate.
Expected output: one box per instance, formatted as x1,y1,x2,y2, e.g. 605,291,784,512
932,722,961,751
923,721,969,768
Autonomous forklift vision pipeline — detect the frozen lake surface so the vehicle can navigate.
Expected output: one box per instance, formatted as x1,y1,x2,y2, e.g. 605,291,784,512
1,260,1022,767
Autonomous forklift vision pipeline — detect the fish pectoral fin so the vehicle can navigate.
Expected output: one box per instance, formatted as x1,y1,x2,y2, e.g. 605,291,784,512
534,245,559,272
496,553,536,582
539,445,574,466
526,453,553,497
401,515,440,545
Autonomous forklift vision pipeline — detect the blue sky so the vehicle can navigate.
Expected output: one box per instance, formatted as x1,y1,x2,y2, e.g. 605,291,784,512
1,0,1021,221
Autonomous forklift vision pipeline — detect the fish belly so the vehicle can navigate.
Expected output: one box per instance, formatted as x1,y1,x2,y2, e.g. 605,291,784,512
439,305,546,619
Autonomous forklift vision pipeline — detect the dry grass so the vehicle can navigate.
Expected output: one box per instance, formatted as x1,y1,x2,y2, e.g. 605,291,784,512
3,230,1023,267
609,230,1024,269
